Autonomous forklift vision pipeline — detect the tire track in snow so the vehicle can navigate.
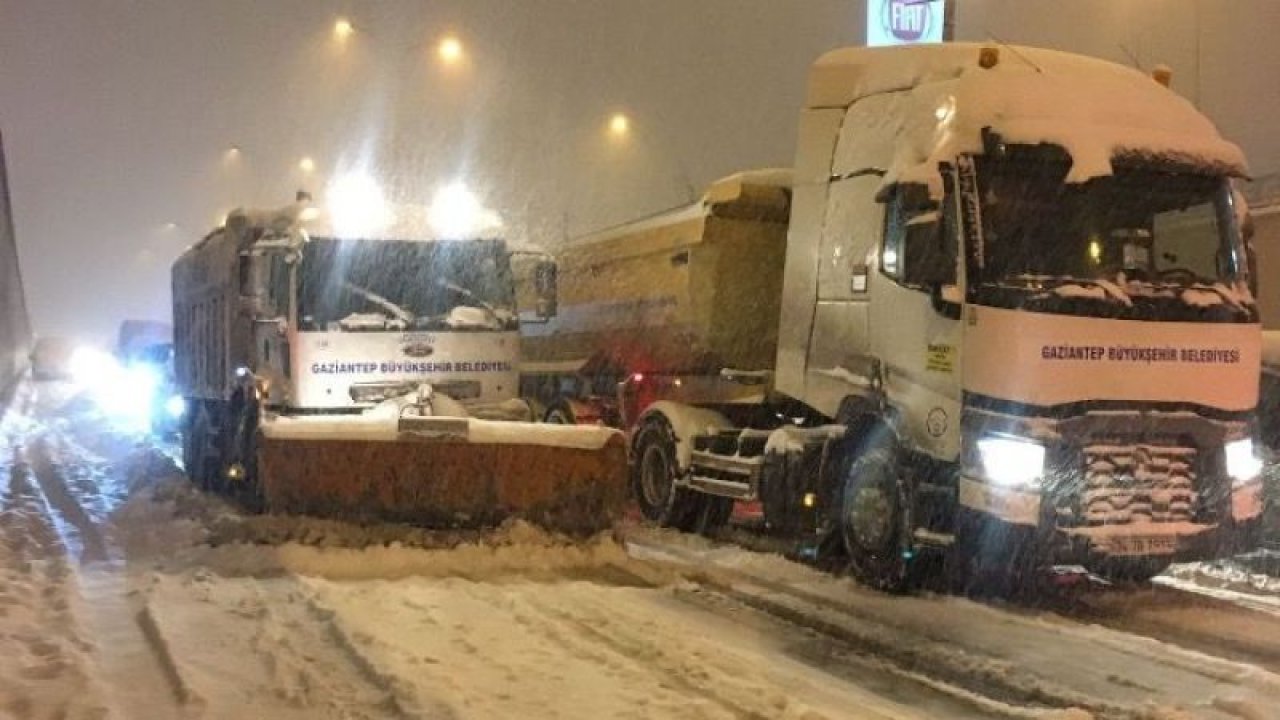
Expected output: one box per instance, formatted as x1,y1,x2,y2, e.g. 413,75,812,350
9,422,192,717
285,581,456,719
492,586,772,720
629,535,1278,720
0,429,110,719
143,573,419,719
497,579,977,720
1056,583,1280,673
26,433,109,564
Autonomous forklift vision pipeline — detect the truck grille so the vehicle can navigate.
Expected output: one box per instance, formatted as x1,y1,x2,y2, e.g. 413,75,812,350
1081,444,1196,525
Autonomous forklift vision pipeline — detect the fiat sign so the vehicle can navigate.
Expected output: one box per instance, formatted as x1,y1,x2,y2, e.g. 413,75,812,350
867,0,946,47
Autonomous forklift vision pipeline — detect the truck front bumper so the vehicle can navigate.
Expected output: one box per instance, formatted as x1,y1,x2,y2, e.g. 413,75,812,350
958,476,1264,564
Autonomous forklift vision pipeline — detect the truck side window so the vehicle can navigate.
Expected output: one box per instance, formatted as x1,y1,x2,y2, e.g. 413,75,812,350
881,185,929,281
882,183,954,288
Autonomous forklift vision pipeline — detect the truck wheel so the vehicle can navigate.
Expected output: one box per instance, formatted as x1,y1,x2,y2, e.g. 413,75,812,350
189,407,220,491
544,401,576,425
840,443,912,593
691,496,734,536
223,392,263,509
180,406,198,480
631,416,699,527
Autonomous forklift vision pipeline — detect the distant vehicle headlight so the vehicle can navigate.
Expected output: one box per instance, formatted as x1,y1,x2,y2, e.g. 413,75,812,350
977,435,1045,487
165,395,186,419
1225,438,1263,486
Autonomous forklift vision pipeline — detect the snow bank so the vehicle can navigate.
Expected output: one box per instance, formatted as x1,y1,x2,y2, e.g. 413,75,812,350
812,43,1246,197
1163,552,1280,605
258,523,649,583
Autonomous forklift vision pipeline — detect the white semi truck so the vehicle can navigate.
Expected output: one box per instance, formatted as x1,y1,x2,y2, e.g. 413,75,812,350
522,44,1265,588
172,193,625,533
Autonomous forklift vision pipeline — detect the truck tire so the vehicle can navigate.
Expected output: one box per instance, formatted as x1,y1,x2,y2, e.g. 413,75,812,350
840,438,913,593
180,405,198,480
188,406,221,491
691,496,734,536
222,391,262,509
631,415,701,528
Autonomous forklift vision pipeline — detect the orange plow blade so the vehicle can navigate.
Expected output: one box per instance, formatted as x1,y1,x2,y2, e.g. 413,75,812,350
258,419,628,536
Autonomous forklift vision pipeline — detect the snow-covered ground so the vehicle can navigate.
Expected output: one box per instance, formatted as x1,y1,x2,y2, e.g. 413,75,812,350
3,379,1280,719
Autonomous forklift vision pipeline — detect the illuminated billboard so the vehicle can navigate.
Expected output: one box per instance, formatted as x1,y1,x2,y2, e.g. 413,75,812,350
867,0,947,47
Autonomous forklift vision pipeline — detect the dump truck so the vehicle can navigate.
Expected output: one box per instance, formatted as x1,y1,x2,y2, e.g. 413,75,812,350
172,193,626,534
520,43,1265,588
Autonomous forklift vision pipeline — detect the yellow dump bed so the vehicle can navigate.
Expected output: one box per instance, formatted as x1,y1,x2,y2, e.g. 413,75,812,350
520,170,792,374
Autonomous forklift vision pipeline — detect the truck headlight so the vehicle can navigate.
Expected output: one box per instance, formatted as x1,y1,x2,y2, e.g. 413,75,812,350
1225,438,1263,485
977,436,1045,487
165,395,186,419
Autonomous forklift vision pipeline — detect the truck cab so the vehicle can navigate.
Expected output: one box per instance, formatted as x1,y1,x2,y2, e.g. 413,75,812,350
173,195,558,492
537,44,1266,591
769,44,1262,585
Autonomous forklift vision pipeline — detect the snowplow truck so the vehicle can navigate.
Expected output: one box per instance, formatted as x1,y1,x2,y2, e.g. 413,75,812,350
172,198,626,535
519,44,1265,588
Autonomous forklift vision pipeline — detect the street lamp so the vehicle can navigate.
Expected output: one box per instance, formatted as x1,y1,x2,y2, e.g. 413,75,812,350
437,35,464,65
333,18,354,41
601,111,693,201
608,113,630,138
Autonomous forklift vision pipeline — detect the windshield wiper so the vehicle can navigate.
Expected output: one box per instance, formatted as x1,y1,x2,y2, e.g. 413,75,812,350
440,279,506,327
1034,276,1133,306
341,281,416,326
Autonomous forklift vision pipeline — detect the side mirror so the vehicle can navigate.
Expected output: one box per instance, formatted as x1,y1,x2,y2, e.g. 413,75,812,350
533,260,558,319
238,252,269,317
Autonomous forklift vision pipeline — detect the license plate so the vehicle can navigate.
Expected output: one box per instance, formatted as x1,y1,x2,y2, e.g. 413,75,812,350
1094,533,1179,557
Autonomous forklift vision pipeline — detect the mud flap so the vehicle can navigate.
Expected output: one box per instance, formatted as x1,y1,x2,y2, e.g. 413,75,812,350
257,421,628,536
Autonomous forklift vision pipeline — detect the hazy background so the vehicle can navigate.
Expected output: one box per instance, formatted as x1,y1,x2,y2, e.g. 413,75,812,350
2,0,1278,341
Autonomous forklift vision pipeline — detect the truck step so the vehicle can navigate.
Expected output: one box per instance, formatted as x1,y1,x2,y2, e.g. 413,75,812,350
687,474,755,500
912,528,954,548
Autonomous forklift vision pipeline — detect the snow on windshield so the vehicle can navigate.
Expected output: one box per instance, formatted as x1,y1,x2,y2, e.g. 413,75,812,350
977,153,1246,289
298,237,516,332
818,44,1248,197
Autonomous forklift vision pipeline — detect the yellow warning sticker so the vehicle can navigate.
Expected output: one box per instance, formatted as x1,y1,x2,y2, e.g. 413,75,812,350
926,343,956,373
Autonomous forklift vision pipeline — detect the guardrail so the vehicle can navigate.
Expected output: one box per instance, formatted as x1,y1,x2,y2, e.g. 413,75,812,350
0,130,33,403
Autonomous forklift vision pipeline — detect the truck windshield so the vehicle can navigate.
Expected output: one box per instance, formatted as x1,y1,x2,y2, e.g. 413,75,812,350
971,150,1254,320
297,237,516,332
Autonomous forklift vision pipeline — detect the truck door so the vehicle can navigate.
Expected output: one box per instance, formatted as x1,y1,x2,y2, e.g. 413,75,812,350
247,250,293,407
868,182,962,461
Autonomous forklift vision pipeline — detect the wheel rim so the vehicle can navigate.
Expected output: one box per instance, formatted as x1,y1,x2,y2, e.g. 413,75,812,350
847,476,893,551
639,442,673,509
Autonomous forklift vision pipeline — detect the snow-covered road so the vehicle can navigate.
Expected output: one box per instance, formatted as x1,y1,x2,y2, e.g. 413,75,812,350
2,380,1279,719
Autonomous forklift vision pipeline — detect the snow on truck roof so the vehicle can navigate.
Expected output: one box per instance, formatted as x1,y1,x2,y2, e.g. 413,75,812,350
217,202,502,245
809,43,1247,188
568,168,792,247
